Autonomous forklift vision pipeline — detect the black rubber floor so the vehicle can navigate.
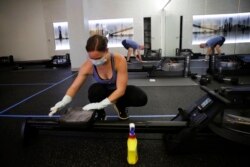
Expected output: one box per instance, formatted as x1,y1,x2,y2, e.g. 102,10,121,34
0,67,249,167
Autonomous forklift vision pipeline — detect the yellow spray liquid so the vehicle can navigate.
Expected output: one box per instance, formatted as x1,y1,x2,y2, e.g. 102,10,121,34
127,123,138,165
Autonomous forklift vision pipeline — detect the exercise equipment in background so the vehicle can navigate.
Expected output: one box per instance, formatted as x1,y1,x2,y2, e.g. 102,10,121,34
10,53,71,70
143,48,162,61
128,50,191,78
0,55,14,67
213,73,239,85
47,53,71,68
190,73,211,85
208,54,250,75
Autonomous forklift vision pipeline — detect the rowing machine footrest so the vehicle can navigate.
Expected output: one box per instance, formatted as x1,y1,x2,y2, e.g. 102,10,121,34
171,108,189,121
177,108,189,121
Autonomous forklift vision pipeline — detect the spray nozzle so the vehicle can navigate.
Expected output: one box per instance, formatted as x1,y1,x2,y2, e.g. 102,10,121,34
129,123,136,136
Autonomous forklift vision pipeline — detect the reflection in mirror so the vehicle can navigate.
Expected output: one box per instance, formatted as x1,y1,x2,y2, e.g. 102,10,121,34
88,18,134,48
163,0,250,56
192,12,250,52
53,22,70,50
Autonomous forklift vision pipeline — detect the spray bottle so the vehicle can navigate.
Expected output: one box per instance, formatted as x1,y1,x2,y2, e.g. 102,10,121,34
127,123,138,165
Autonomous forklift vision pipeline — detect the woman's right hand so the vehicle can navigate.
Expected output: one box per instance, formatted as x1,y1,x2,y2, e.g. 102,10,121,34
48,95,72,116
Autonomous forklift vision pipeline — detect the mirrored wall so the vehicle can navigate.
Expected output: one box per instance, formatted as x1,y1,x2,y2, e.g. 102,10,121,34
164,0,250,56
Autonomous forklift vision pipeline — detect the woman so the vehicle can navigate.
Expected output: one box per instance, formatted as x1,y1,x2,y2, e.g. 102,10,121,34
49,35,148,120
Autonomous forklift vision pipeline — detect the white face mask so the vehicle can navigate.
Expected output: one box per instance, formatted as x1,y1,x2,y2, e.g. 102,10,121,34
91,55,107,66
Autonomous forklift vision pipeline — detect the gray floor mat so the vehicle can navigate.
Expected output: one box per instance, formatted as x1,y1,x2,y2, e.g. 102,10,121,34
128,77,198,86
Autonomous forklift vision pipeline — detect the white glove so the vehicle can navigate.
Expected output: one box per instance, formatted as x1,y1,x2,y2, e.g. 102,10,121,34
82,98,112,111
49,95,72,116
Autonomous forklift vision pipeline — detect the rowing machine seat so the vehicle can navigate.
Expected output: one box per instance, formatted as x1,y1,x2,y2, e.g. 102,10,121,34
59,107,96,126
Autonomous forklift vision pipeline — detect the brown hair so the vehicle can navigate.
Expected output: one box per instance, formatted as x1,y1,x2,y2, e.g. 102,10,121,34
85,34,108,52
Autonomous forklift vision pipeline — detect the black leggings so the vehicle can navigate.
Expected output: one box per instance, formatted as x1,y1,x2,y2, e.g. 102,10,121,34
88,83,148,109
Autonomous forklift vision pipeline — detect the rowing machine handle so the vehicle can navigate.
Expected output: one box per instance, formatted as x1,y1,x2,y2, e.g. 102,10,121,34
200,86,231,104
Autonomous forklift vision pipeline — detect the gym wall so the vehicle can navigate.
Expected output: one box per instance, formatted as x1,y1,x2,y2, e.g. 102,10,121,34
0,0,165,69
0,0,49,61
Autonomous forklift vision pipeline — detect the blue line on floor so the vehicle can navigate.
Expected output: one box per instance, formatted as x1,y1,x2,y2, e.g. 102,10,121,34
0,114,176,119
0,114,60,118
0,73,77,114
0,83,55,86
107,114,176,118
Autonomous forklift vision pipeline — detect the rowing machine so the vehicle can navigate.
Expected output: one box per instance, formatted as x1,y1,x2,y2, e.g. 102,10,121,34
190,73,211,85
21,85,232,151
213,73,239,85
128,54,191,78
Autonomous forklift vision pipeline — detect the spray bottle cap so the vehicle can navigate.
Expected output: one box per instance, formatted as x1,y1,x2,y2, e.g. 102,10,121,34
129,123,135,137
